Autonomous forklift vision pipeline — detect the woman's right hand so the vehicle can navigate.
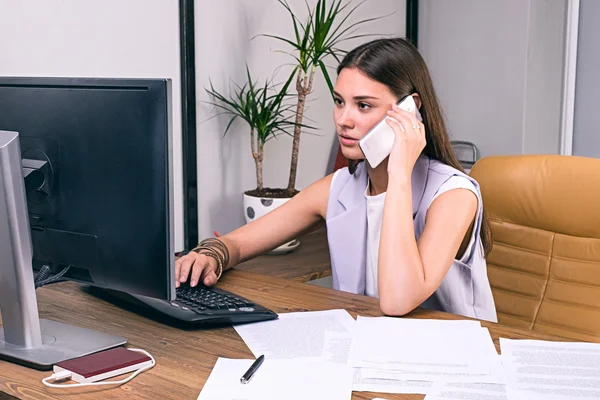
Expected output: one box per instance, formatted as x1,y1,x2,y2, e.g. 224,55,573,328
174,252,219,288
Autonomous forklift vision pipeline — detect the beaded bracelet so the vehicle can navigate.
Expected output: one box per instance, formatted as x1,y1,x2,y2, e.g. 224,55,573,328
191,238,230,280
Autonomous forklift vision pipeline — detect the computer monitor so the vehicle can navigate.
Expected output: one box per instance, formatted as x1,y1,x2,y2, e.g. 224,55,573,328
0,77,175,370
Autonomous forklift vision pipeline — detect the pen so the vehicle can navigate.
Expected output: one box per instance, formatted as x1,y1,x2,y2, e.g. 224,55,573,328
240,355,264,384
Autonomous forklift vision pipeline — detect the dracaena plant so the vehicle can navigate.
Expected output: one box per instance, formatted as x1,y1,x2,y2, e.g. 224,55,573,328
263,0,382,195
205,66,309,193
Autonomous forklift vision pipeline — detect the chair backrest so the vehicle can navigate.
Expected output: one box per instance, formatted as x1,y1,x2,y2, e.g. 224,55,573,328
470,155,600,342
451,140,479,173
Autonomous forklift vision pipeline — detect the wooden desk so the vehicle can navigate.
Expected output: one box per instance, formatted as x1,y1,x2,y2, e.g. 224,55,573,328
233,227,332,283
0,270,565,400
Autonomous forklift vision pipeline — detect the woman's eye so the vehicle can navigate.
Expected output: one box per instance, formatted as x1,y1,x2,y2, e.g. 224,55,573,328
358,102,371,110
333,98,343,106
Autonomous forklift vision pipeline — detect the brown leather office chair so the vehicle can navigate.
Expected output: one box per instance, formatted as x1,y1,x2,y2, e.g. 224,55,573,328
470,155,600,342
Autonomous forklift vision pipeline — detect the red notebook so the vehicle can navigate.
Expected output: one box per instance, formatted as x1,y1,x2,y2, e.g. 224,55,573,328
54,347,152,383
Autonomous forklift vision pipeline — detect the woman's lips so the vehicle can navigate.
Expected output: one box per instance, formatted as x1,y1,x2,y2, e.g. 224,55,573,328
339,134,358,146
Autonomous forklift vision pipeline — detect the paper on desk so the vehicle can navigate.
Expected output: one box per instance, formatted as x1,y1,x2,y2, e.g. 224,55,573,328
424,381,507,400
352,367,433,395
233,309,355,360
197,357,353,400
353,360,505,396
501,338,600,400
359,328,504,383
359,358,504,384
348,317,492,373
323,331,353,364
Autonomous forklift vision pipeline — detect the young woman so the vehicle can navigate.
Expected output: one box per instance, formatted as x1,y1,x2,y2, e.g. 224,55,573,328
175,38,497,322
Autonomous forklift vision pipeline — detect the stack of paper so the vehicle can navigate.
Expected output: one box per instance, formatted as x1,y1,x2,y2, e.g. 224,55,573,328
424,337,600,400
425,382,507,400
198,308,600,399
199,310,508,398
501,338,600,400
348,316,504,394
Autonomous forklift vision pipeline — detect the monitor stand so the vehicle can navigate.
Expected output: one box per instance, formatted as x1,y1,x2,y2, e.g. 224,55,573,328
0,130,126,370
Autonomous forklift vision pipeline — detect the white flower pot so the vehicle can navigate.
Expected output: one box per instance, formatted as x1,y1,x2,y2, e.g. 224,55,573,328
243,193,300,254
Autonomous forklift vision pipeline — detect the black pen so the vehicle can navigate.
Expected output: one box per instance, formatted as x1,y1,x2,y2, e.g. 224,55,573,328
240,355,265,384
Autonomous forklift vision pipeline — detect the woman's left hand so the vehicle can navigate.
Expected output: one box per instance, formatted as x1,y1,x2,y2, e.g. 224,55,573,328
385,103,426,177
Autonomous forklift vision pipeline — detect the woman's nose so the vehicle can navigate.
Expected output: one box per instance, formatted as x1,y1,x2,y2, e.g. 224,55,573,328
336,108,354,129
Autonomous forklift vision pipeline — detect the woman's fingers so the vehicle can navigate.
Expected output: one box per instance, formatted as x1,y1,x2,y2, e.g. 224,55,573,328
387,106,425,145
203,271,218,287
176,255,195,286
175,252,220,288
174,258,182,288
190,254,206,287
385,116,405,134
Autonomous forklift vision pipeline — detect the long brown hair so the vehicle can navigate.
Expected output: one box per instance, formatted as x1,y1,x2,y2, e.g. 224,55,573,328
337,37,493,256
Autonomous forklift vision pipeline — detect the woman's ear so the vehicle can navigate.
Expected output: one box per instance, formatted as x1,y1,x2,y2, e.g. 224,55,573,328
412,93,422,110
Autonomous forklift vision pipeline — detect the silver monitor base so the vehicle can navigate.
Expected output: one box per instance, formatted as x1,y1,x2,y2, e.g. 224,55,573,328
0,319,126,370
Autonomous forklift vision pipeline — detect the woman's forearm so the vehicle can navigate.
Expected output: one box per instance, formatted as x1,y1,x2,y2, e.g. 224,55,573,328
377,173,429,315
217,235,242,270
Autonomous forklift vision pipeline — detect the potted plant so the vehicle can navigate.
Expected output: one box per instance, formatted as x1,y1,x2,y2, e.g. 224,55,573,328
264,0,381,194
206,0,380,253
205,67,310,252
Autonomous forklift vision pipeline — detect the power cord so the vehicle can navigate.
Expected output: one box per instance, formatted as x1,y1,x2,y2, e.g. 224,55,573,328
35,265,70,289
34,264,52,284
42,348,155,388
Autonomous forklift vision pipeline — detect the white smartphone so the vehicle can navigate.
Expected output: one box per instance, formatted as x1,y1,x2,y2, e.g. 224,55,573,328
358,95,423,168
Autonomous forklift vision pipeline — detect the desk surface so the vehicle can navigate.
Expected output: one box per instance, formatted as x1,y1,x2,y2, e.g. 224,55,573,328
0,270,565,400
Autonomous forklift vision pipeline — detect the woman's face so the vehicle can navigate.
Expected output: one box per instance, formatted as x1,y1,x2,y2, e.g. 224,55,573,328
333,67,398,160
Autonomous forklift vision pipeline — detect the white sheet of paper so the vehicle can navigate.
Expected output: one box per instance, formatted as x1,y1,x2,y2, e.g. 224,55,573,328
197,358,354,400
233,309,355,360
322,331,353,364
501,338,600,400
359,328,504,383
348,317,489,373
424,381,507,400
352,368,432,395
359,358,504,384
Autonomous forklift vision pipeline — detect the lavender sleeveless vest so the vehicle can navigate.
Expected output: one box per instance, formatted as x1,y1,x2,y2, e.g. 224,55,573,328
325,156,497,322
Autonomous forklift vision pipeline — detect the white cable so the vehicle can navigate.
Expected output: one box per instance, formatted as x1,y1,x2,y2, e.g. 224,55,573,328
42,348,155,388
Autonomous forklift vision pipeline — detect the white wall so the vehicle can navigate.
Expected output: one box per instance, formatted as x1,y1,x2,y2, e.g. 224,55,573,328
418,0,567,158
0,0,185,251
195,0,406,240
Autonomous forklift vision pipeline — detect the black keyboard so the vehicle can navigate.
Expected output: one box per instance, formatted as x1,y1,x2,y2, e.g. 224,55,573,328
89,284,278,326
176,284,256,310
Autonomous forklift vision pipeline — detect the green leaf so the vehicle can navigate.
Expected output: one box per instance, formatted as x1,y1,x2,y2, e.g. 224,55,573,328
268,0,385,73
282,0,302,46
318,60,335,97
259,34,302,51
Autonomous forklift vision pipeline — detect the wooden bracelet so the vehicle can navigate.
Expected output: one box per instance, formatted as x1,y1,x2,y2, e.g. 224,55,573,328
193,244,224,267
198,238,230,268
192,246,224,280
192,238,230,274
195,249,223,280
197,251,223,280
